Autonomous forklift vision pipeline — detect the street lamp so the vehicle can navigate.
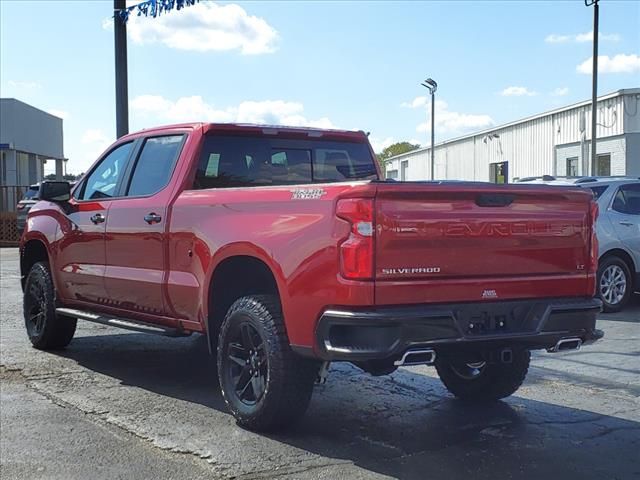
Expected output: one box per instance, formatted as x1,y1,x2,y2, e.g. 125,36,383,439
585,0,599,175
421,78,437,180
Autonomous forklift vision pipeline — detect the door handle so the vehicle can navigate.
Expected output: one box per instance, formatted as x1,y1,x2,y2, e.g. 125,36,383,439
619,221,633,227
90,213,105,224
144,212,162,224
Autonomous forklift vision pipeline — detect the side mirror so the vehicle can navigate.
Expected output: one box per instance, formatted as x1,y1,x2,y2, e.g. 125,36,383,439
39,181,71,202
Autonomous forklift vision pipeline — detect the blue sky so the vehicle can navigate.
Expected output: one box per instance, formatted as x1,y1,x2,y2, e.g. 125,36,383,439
1,0,638,173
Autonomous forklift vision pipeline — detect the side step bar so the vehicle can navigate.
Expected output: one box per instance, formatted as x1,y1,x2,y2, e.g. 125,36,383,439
56,308,191,337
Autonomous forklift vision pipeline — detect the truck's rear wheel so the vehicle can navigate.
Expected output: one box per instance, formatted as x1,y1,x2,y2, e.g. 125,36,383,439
217,295,319,432
23,261,76,350
435,350,530,401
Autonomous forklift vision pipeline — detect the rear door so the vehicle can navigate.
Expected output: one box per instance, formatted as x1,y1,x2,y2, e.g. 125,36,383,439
104,134,185,319
56,142,135,303
374,183,594,305
609,183,640,258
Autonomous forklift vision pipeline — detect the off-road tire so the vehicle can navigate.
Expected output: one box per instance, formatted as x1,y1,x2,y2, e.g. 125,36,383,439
435,350,530,401
597,255,632,313
23,261,76,349
217,295,319,432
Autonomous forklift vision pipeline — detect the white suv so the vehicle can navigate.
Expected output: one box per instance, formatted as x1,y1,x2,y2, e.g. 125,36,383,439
584,179,640,312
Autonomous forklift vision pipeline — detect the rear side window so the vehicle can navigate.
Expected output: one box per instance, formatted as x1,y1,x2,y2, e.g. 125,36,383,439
126,135,184,197
612,184,640,215
587,185,608,199
192,135,377,189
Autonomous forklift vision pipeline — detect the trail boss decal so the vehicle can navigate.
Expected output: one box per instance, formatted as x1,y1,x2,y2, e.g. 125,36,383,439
291,188,327,200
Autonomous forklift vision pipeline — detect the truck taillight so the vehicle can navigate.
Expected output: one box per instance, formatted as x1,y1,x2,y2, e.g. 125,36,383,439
336,198,374,280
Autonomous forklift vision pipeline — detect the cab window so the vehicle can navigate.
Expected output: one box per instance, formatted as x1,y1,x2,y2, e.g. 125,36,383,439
79,142,133,200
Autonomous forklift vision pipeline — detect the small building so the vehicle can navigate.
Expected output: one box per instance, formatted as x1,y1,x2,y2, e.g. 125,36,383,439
0,98,66,212
385,88,640,183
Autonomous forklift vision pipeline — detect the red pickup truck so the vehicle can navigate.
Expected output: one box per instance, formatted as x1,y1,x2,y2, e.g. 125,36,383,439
21,123,603,431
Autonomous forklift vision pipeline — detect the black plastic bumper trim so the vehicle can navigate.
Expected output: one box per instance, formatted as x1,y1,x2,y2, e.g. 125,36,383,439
314,297,603,361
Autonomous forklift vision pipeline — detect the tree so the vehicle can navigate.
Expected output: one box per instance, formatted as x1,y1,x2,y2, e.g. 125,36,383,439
377,142,420,168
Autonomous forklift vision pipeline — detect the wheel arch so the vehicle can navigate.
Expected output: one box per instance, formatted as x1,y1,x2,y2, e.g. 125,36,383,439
204,248,287,353
20,238,50,291
600,248,636,275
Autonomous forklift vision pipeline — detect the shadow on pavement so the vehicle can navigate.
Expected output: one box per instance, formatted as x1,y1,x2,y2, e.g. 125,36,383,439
58,332,639,480
598,293,640,322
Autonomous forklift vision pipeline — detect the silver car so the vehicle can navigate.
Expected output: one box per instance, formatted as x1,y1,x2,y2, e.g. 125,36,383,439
16,184,40,232
583,179,640,312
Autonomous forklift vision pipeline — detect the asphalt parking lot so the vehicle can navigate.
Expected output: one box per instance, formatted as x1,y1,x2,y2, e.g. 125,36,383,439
1,247,639,480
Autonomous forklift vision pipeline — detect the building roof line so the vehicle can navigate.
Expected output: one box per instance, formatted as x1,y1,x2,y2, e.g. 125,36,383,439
387,88,640,162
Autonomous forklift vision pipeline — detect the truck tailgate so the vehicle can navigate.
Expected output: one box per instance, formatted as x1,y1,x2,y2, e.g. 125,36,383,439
374,183,594,305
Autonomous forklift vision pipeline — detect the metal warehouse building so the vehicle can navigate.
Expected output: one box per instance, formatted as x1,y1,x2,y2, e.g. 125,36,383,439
385,88,640,183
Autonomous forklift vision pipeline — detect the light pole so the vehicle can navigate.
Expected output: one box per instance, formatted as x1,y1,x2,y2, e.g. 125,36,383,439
114,0,129,139
112,0,199,139
585,0,599,175
421,78,437,180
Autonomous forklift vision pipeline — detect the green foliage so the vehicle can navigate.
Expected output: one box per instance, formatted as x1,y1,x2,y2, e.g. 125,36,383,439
376,142,420,166
44,173,80,181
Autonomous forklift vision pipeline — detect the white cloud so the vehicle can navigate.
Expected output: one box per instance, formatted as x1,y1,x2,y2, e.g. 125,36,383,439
545,34,571,44
577,54,640,74
416,100,494,134
546,31,621,44
131,95,336,129
501,86,537,97
47,109,70,120
369,136,396,153
7,80,41,89
551,87,569,97
74,129,112,172
401,96,428,108
114,2,278,55
81,129,109,145
575,31,621,43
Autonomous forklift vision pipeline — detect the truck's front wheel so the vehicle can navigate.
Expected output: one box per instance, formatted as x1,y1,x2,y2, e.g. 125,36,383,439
217,295,319,432
435,350,530,401
23,261,76,350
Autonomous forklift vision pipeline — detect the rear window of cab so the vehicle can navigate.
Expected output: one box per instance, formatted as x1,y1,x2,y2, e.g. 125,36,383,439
192,135,378,189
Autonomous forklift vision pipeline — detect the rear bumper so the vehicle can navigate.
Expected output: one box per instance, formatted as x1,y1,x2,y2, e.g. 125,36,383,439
312,297,603,362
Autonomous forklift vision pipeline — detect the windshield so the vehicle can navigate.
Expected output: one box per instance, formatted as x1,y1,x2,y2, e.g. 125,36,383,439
22,186,40,200
193,135,378,189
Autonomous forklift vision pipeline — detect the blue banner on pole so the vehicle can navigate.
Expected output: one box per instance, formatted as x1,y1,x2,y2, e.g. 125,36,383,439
116,0,200,23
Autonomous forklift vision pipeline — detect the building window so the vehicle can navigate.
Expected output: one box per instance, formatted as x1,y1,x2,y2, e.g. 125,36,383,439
593,154,611,176
566,157,579,177
401,160,408,181
387,169,398,180
489,161,508,184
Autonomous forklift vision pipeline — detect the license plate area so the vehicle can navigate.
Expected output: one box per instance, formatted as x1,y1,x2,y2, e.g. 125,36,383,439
454,302,540,336
466,312,509,335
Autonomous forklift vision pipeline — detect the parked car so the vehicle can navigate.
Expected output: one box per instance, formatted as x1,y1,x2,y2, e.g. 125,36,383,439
582,179,640,312
16,182,75,231
517,175,640,312
20,123,602,431
15,184,40,231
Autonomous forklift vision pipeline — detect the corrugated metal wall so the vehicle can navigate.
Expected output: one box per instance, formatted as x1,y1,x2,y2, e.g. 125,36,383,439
386,91,636,182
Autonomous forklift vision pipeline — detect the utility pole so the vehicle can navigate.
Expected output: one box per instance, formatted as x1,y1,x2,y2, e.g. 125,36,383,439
585,0,599,176
114,0,129,138
421,78,437,180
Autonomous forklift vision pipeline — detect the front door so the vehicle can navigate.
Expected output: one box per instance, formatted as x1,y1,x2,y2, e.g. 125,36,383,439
56,142,135,304
104,134,185,319
609,183,640,254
